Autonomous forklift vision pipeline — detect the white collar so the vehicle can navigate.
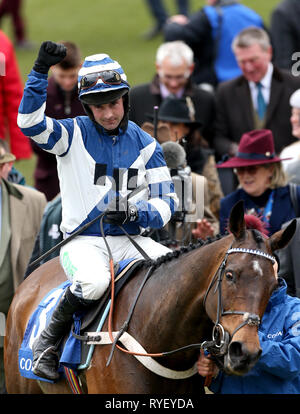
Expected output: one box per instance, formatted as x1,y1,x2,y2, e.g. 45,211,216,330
159,82,184,99
249,62,273,90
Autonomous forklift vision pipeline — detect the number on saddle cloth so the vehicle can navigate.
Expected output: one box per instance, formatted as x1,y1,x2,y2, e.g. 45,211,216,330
18,258,144,382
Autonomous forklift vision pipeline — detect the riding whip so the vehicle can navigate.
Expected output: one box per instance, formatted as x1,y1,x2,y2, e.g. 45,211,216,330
153,105,159,140
27,183,147,270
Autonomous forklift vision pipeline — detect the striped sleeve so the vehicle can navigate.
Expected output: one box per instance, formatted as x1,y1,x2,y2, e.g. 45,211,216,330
136,139,178,229
17,70,74,156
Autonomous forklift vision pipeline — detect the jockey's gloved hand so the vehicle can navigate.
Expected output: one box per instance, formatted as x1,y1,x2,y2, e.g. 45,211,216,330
104,204,138,225
33,41,67,74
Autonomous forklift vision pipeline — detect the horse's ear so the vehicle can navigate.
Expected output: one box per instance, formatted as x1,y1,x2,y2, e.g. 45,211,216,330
269,219,297,252
228,200,246,241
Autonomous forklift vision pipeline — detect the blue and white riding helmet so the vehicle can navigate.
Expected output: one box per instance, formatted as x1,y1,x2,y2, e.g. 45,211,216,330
78,54,130,126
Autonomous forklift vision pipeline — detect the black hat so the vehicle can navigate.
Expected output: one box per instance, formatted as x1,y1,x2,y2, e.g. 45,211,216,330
157,96,202,128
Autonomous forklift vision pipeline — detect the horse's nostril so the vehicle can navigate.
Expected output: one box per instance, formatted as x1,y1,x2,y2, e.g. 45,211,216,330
229,341,244,361
257,347,262,359
229,341,262,364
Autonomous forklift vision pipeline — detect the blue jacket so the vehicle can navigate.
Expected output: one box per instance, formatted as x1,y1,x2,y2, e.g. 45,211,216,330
204,3,263,82
220,185,300,236
210,278,300,394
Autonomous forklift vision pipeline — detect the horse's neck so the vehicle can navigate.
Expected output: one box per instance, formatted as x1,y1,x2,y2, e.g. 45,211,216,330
136,242,226,351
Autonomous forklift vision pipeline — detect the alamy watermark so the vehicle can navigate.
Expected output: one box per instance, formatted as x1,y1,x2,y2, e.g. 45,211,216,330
292,53,300,76
0,52,5,76
0,312,5,337
94,170,204,223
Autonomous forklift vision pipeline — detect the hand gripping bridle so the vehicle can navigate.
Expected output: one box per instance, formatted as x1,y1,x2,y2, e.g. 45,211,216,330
202,243,276,356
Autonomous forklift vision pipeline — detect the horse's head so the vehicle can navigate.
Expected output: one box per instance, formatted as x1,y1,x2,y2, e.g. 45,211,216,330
204,200,296,376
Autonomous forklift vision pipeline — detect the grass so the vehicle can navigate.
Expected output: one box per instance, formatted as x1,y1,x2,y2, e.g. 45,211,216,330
2,0,280,186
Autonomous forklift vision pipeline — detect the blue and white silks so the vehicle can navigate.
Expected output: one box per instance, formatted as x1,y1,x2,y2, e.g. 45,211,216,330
17,59,178,238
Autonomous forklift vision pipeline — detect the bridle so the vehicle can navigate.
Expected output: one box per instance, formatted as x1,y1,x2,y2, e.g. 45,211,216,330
202,243,276,356
75,236,277,367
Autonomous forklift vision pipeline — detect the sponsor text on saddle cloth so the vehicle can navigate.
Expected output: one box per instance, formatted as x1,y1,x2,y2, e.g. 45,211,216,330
18,259,137,382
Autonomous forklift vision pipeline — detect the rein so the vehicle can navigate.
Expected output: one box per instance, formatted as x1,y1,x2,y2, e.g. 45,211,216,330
27,184,147,270
85,216,209,369
74,230,276,377
99,215,165,365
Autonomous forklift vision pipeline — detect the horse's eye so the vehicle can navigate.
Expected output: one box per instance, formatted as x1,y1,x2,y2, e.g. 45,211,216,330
225,271,235,282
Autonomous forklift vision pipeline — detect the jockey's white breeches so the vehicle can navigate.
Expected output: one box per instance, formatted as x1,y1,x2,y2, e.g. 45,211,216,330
60,235,171,300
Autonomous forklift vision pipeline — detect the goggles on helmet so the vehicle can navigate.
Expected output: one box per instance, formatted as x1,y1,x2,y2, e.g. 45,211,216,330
79,70,129,91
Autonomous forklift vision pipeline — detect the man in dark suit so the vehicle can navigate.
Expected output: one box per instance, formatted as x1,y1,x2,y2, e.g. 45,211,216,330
213,27,300,161
270,0,300,71
129,40,216,148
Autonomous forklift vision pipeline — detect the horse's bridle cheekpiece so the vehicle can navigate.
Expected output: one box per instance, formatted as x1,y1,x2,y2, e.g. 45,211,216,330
202,244,276,356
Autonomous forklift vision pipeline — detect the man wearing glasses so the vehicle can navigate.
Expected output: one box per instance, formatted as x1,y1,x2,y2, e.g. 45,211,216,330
18,41,178,381
129,41,216,149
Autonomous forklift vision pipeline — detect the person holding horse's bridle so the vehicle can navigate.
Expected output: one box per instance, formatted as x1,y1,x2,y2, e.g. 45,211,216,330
197,258,300,394
17,41,179,381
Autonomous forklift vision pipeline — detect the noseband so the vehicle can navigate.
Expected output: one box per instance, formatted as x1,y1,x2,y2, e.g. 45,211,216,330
202,244,276,356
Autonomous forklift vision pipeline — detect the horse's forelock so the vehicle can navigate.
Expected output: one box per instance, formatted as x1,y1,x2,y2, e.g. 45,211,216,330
251,229,264,247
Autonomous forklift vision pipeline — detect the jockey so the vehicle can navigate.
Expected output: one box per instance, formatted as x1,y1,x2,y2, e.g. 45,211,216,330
18,41,178,381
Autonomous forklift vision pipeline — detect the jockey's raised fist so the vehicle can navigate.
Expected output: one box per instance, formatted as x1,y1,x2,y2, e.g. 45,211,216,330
33,41,67,74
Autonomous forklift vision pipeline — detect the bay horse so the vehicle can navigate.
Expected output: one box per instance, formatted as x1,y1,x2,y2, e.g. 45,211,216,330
4,201,296,394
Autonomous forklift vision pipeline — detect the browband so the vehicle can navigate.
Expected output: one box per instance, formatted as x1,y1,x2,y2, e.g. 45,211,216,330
227,248,276,264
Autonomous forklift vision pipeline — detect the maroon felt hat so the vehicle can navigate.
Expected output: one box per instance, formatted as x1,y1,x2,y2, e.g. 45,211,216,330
217,129,291,169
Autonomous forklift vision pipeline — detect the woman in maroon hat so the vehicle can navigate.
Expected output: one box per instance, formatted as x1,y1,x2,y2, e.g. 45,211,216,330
217,129,300,235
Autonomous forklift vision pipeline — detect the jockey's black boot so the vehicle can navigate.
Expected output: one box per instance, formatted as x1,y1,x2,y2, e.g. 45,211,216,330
32,287,89,381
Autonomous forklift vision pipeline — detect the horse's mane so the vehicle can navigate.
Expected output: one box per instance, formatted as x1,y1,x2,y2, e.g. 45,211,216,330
143,233,225,269
144,213,268,270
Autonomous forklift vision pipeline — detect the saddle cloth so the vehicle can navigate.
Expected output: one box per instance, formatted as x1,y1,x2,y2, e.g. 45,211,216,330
18,258,144,383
